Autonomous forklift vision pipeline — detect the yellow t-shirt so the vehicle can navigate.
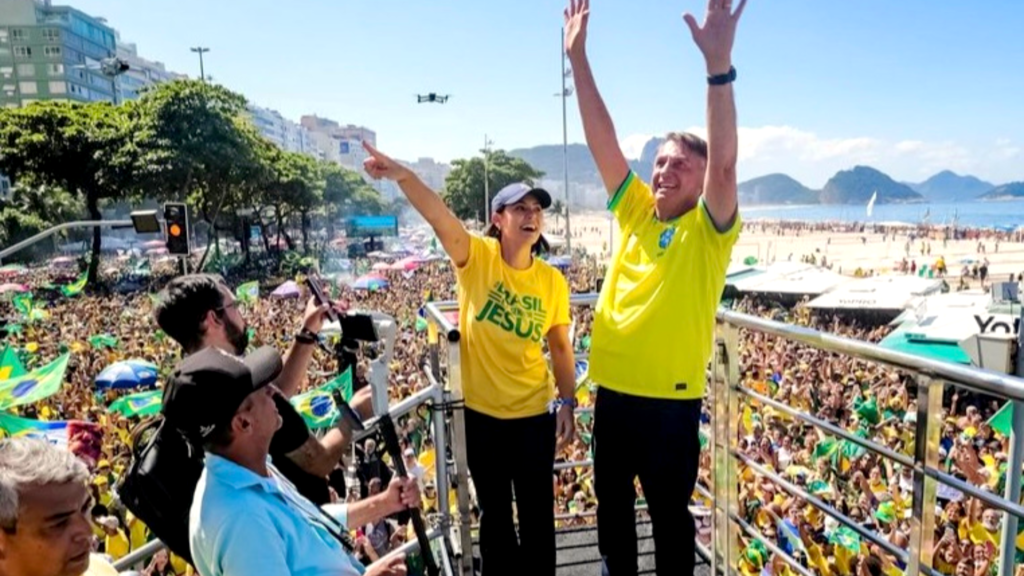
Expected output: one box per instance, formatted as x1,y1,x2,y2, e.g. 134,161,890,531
455,235,572,418
104,529,130,560
590,172,741,399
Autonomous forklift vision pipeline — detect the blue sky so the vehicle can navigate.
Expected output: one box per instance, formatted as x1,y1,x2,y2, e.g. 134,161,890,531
73,0,1024,188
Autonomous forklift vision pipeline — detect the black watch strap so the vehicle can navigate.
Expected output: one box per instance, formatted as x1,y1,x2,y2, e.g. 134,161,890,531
295,328,318,345
708,66,737,86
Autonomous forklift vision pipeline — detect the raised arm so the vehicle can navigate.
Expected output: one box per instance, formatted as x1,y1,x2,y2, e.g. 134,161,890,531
363,141,471,267
684,0,748,229
565,0,629,196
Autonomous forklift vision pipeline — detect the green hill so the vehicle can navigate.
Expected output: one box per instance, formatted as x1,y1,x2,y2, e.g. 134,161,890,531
738,173,819,205
820,166,924,205
979,182,1024,200
911,170,994,201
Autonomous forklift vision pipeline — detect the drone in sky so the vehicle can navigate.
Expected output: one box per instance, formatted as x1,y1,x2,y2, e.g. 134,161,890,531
417,93,451,104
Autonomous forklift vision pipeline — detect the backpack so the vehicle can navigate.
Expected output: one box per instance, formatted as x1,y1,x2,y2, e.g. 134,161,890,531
118,416,204,565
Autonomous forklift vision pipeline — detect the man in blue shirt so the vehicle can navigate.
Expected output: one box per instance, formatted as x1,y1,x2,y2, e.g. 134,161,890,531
163,346,418,576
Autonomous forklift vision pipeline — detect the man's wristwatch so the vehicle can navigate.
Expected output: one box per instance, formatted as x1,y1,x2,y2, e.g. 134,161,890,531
550,397,578,413
708,66,737,86
295,327,319,345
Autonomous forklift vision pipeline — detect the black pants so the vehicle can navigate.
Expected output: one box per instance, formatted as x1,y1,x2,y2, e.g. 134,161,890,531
465,408,556,576
594,387,702,576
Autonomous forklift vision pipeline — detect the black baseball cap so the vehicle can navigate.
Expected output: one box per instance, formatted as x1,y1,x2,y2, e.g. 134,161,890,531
162,346,283,440
491,182,552,214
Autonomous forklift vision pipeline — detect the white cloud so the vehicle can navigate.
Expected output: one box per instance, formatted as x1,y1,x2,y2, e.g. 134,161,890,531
619,133,655,160
618,127,1023,186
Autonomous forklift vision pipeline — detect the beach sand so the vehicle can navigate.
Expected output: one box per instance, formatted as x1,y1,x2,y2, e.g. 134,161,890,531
560,211,1024,286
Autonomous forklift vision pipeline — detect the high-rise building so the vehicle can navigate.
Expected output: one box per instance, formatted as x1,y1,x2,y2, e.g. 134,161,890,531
300,115,376,172
247,104,324,160
0,0,118,107
114,38,184,101
403,157,452,191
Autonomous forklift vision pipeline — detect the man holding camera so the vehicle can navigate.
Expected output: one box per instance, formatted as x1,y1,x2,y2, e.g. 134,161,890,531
155,273,370,505
163,345,416,576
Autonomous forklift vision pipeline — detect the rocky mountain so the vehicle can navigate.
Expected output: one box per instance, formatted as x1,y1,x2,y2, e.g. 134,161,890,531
910,170,994,201
820,166,924,205
738,174,819,205
978,182,1024,200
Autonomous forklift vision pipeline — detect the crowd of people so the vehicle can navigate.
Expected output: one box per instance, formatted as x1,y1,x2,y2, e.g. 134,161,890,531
3,234,1024,576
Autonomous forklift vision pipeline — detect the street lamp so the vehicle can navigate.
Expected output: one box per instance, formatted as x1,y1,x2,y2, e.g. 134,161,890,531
483,134,494,223
557,27,574,252
190,47,209,82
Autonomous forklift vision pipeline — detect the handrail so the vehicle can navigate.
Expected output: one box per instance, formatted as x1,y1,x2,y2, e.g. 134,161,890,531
0,219,134,260
717,309,1024,401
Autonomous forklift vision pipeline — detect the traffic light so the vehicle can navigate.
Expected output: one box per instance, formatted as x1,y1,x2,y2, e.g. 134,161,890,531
164,202,191,256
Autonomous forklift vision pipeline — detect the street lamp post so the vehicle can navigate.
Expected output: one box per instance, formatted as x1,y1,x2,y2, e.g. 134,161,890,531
190,47,209,82
559,27,573,253
483,134,494,223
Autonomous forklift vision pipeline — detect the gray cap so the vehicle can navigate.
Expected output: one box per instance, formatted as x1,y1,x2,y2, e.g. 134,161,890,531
491,183,552,214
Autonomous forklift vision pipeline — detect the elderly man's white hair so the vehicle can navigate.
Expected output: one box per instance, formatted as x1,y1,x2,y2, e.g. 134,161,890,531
0,438,89,532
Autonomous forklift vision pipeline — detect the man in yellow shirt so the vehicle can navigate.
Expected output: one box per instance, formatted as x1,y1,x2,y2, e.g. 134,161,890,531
565,0,747,573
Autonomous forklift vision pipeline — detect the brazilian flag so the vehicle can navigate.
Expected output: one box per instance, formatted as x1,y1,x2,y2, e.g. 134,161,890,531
109,390,163,417
0,353,70,410
0,346,27,381
290,367,354,429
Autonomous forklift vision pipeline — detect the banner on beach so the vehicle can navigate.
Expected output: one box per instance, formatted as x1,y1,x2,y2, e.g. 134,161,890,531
0,353,70,410
290,367,354,429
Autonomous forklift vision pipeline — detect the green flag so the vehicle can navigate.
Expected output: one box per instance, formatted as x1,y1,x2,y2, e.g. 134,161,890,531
109,390,163,417
828,526,861,553
854,396,880,425
0,411,69,444
89,334,119,349
0,353,70,410
0,346,27,381
60,270,87,297
12,293,33,317
290,367,354,429
415,317,429,332
990,402,1012,438
236,281,260,305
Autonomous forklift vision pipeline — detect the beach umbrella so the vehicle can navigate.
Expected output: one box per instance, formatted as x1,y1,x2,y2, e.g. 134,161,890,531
391,256,421,271
271,280,301,299
94,360,159,390
0,283,29,294
352,275,389,291
372,262,392,271
0,264,26,277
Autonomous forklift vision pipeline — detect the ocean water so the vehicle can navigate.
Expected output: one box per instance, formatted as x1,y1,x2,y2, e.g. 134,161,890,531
740,200,1024,230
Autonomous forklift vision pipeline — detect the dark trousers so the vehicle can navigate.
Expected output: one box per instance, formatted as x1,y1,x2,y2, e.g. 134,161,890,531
594,387,702,576
465,408,556,576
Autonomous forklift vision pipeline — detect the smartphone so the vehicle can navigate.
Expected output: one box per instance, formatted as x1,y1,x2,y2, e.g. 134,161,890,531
305,275,340,324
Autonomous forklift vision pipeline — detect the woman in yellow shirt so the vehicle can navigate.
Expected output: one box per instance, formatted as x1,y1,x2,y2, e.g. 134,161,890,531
364,143,576,576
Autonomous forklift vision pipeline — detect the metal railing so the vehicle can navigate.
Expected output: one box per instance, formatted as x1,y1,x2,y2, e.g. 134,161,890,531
711,309,1024,576
423,295,1024,576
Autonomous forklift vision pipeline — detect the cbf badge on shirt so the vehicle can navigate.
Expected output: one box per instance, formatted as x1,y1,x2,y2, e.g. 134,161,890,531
659,226,676,249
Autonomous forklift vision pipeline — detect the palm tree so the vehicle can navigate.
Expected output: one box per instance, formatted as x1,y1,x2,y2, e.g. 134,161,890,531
551,199,565,232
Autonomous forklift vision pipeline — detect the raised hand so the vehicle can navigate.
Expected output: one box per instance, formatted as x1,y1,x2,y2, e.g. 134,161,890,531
563,0,590,58
362,141,409,182
683,0,748,74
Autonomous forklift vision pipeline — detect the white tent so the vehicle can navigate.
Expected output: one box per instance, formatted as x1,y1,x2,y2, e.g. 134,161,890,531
732,262,850,297
806,275,945,313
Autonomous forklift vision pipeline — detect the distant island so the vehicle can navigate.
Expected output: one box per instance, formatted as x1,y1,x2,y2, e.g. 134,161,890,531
507,137,1016,206
978,182,1024,201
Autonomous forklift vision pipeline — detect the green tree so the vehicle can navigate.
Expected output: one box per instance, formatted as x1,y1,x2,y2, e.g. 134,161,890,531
442,150,544,222
132,79,257,269
551,199,565,230
0,101,136,282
